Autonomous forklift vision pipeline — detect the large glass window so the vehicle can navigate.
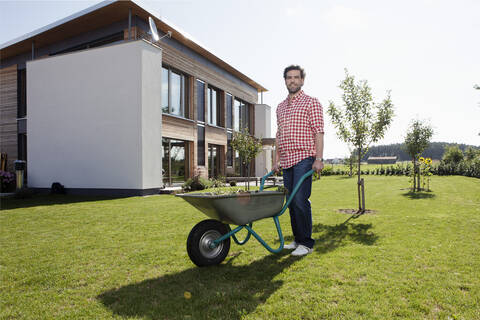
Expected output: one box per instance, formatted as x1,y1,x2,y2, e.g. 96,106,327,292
162,138,188,186
208,86,220,126
234,98,250,132
234,99,240,131
197,125,205,166
208,144,221,178
162,66,189,118
196,80,205,122
226,93,233,129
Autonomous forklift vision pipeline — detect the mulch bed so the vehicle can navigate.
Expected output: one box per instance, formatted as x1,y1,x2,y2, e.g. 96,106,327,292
337,209,377,215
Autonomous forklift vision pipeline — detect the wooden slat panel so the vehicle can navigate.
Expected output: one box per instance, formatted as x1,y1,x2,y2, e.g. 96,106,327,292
0,64,18,171
161,115,195,141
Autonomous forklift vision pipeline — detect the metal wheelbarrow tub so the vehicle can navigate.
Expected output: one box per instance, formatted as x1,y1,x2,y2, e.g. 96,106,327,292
176,190,285,225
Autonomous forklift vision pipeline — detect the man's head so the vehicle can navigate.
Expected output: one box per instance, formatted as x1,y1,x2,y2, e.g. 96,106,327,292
283,65,305,95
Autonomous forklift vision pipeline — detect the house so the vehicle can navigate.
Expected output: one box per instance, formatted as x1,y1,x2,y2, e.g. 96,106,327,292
367,156,397,164
0,0,272,195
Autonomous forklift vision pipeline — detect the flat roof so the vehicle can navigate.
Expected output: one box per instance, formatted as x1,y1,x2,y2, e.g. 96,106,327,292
0,0,267,92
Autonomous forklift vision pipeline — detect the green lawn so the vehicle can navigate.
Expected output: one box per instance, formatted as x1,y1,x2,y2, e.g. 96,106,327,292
1,176,479,319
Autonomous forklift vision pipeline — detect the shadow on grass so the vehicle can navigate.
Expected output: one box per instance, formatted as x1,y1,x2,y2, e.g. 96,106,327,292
1,194,128,210
313,220,378,254
98,252,298,320
402,191,436,199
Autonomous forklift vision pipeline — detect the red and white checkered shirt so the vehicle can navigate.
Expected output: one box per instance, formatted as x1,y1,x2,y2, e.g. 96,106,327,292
276,90,324,169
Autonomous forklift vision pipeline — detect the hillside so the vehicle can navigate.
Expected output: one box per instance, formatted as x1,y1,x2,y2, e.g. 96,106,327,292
361,142,480,161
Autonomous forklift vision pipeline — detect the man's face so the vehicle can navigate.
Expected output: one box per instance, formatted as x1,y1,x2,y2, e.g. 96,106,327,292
285,69,304,94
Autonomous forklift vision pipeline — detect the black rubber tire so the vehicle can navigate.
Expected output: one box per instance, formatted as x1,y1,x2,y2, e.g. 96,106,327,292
187,219,231,267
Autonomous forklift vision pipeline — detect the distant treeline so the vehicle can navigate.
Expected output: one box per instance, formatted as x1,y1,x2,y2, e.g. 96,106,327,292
361,142,480,161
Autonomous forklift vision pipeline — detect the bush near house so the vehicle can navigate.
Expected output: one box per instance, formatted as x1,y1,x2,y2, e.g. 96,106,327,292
0,170,15,192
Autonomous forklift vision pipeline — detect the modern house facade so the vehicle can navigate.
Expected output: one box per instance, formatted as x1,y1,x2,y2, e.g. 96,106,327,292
0,0,273,195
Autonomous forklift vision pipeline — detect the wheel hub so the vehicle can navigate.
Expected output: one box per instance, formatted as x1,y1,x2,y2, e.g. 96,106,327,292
199,230,223,259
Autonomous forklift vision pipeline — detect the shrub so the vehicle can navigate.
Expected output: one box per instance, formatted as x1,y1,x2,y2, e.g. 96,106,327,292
0,170,15,193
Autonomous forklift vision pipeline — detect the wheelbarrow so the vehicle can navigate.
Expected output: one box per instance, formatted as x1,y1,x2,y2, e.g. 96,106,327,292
176,169,314,267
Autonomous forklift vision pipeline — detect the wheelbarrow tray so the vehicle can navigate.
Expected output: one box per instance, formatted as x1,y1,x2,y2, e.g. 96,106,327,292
176,191,285,225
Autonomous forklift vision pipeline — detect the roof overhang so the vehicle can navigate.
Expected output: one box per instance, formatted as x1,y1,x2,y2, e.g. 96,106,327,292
0,0,267,92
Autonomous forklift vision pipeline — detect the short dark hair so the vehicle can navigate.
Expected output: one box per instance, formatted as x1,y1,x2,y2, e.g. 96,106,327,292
283,65,306,79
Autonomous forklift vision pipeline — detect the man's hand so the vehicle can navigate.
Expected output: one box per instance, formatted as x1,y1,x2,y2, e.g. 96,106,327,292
273,161,281,174
312,159,324,174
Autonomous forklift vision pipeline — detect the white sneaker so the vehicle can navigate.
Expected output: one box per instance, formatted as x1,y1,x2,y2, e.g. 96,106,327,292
284,241,298,250
291,245,313,256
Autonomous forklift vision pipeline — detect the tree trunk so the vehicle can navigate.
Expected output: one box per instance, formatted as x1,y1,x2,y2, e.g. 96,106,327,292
412,159,416,192
357,148,363,212
246,163,250,191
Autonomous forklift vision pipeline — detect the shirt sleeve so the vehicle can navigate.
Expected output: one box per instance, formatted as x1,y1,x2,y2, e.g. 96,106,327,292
310,98,324,134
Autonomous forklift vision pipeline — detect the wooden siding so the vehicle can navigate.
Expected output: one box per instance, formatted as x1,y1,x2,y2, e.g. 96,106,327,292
0,64,18,172
161,114,195,141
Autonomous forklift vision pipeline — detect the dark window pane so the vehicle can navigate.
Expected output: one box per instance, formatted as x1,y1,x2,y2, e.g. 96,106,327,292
17,69,26,118
18,134,27,161
227,132,233,166
197,125,205,165
161,68,169,113
197,80,205,122
226,94,232,129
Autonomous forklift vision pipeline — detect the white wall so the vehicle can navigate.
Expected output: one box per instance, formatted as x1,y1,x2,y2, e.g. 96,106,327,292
27,40,163,190
254,104,272,139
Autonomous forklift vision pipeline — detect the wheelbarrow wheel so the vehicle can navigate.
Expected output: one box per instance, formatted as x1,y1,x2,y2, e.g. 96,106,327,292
187,219,231,267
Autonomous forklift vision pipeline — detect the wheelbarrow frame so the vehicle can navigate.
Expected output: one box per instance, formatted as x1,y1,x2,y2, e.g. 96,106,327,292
210,169,314,253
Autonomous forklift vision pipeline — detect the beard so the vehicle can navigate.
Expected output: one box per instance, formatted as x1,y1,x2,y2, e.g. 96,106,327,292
288,85,302,94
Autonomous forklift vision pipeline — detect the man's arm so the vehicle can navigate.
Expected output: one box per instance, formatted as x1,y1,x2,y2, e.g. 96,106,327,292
312,132,324,172
273,132,281,173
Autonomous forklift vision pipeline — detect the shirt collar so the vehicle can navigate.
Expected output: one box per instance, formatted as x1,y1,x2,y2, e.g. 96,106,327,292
287,90,305,103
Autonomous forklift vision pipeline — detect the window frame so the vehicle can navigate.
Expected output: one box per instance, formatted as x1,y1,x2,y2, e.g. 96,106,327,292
162,65,190,118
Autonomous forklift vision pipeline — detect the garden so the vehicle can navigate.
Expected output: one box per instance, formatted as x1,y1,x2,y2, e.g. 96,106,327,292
1,174,479,319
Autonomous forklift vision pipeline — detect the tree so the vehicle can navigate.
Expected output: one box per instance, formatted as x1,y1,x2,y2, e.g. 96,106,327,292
442,145,464,165
328,69,394,212
230,128,262,190
464,147,480,162
404,120,434,192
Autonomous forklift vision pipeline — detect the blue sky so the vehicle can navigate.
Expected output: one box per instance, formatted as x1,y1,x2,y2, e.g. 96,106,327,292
1,0,479,158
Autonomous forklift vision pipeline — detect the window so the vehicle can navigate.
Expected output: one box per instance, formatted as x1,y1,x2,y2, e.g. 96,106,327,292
227,132,233,167
234,99,240,131
51,32,124,56
162,66,189,118
197,125,205,166
207,86,220,126
226,93,233,129
17,69,26,118
196,80,205,122
234,98,250,132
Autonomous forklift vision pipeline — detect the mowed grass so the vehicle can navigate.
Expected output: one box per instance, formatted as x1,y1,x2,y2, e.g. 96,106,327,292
1,175,479,320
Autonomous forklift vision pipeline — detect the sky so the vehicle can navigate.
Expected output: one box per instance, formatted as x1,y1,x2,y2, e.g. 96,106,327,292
1,0,479,158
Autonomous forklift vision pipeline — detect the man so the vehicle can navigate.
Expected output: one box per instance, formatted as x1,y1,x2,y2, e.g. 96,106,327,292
273,65,324,256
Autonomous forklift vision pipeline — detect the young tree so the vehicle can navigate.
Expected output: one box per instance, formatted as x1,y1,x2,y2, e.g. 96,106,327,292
328,69,394,212
442,145,464,165
230,129,262,190
404,120,433,192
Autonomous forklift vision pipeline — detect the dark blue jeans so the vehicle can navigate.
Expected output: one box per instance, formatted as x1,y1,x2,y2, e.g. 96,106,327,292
283,157,315,249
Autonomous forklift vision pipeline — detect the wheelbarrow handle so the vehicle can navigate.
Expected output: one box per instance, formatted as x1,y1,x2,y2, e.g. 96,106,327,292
260,169,314,216
259,170,276,191
279,169,314,216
